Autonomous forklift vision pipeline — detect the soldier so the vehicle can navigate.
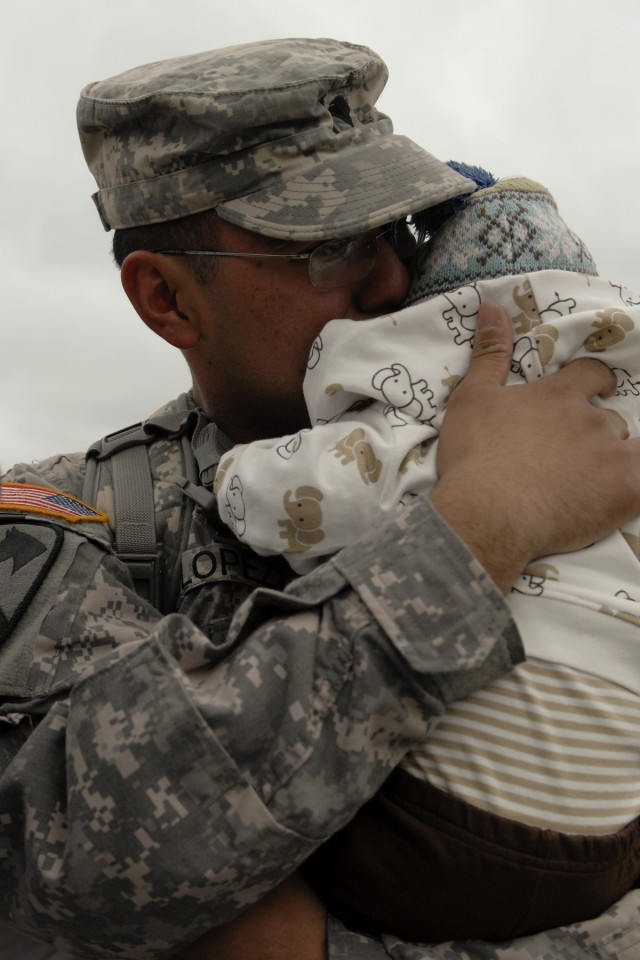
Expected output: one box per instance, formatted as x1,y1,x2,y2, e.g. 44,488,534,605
1,37,639,960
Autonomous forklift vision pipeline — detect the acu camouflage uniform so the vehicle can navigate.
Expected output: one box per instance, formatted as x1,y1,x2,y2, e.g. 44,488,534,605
1,35,638,960
1,396,522,958
3,403,640,960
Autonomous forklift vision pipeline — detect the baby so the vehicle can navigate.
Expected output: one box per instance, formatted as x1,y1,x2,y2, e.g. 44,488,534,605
214,168,640,941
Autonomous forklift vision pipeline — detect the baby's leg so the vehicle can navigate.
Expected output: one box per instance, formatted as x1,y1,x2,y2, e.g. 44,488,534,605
174,872,327,960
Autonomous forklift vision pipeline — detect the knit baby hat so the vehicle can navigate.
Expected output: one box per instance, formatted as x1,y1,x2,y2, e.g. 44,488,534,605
406,167,598,306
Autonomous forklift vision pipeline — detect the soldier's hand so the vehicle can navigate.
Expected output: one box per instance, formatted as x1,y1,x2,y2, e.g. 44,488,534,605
431,302,639,591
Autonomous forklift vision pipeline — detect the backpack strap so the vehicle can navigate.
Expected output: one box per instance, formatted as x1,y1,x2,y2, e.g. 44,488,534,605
110,443,159,606
83,395,197,611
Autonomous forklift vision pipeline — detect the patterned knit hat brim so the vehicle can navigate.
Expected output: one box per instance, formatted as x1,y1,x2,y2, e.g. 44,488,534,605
406,177,598,307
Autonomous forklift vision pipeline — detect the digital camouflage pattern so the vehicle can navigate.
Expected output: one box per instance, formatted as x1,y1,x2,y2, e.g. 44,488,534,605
2,399,639,958
0,396,522,958
77,37,475,238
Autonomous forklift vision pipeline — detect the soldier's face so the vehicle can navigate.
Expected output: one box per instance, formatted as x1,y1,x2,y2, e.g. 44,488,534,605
186,218,410,443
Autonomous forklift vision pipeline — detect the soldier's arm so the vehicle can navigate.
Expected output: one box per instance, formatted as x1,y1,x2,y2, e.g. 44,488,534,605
0,493,519,959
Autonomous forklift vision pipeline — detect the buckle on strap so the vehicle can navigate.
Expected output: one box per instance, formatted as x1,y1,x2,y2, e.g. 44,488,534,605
120,552,162,608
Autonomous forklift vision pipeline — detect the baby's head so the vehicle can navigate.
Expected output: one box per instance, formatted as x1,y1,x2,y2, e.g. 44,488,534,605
406,163,598,307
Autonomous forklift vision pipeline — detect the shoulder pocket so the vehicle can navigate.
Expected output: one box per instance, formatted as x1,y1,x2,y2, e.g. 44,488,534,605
0,518,91,700
0,521,63,644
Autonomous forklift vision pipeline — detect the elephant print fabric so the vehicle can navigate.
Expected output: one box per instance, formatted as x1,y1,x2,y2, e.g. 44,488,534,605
214,269,640,589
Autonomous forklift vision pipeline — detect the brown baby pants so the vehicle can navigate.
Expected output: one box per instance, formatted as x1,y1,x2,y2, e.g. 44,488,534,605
304,768,640,942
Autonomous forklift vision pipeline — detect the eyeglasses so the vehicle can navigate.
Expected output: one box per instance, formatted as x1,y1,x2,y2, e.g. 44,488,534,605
157,221,418,291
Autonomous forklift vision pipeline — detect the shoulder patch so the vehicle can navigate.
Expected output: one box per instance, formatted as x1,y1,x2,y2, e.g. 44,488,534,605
0,483,108,524
0,521,63,643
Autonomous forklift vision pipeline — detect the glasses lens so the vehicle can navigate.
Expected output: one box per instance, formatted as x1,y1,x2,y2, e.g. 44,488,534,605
309,235,378,289
386,220,419,261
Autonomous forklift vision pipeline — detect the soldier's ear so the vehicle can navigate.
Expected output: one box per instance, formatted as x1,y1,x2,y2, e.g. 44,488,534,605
120,251,201,350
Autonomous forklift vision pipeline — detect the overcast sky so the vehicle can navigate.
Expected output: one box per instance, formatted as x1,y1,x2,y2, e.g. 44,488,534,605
3,0,639,468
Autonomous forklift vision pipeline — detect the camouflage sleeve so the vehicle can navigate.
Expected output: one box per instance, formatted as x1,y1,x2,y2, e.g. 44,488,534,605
326,888,640,959
2,453,87,500
1,497,522,959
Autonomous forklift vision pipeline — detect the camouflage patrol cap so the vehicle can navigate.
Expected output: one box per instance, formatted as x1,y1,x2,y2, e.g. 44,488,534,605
77,37,475,239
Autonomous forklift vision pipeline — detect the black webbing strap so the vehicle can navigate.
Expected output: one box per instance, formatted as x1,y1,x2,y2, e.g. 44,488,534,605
83,396,197,609
110,443,160,606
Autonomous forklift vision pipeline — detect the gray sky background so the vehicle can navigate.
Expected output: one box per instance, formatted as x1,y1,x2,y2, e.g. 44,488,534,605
3,0,639,468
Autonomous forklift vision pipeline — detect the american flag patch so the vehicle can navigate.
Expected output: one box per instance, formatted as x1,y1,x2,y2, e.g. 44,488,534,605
0,483,109,524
